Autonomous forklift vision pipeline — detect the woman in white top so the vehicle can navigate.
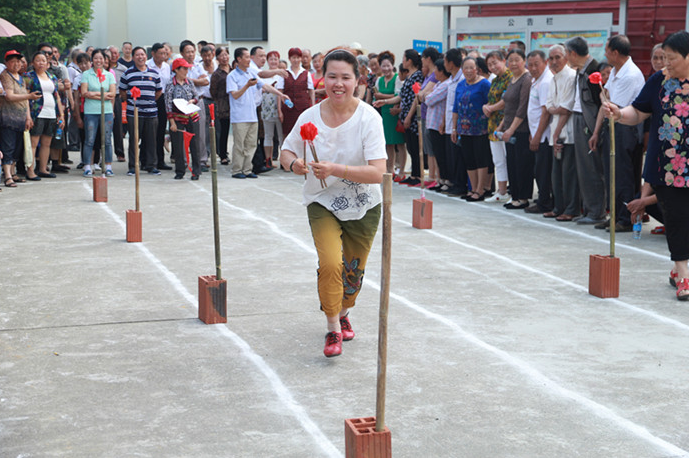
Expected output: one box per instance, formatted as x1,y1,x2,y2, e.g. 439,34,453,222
25,51,65,180
280,49,387,358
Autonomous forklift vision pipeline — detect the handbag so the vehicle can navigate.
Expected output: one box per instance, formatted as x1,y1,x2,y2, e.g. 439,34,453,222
395,119,405,133
23,130,33,167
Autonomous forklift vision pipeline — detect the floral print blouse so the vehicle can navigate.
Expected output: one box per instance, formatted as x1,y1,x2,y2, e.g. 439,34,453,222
486,69,512,141
633,70,689,188
400,69,424,135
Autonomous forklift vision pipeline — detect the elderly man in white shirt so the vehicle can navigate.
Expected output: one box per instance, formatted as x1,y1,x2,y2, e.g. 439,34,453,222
190,45,217,168
546,44,580,221
227,47,288,179
589,35,646,231
525,50,553,214
147,42,173,169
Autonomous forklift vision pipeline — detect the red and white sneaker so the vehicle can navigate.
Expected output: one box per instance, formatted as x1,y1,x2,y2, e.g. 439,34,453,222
323,332,343,357
339,315,355,341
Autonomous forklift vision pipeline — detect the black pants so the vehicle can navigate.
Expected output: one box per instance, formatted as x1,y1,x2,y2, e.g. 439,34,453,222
113,95,124,158
127,115,158,170
655,186,689,261
404,129,420,178
534,140,554,211
446,134,468,192
215,118,230,161
602,123,638,225
171,121,200,177
252,107,266,173
429,129,448,181
155,97,168,167
506,131,534,200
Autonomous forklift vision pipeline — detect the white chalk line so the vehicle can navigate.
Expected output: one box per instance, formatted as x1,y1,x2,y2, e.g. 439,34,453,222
84,183,341,458
407,218,689,334
234,182,688,456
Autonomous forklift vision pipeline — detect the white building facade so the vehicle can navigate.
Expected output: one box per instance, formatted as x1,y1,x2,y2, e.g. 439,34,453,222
82,0,468,59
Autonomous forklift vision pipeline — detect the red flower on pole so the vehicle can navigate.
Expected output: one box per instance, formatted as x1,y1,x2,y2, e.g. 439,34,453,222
96,68,105,83
131,87,141,100
588,72,602,85
209,103,215,121
299,122,326,188
412,82,421,94
300,122,318,142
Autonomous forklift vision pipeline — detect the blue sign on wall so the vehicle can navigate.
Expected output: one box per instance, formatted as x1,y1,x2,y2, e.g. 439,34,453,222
413,39,444,53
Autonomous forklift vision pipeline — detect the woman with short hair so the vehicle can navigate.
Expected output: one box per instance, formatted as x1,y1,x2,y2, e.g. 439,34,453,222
604,31,689,300
80,48,116,177
278,47,314,136
260,50,285,167
280,49,386,357
0,50,40,187
165,57,201,180
450,57,492,201
496,49,533,209
25,50,65,180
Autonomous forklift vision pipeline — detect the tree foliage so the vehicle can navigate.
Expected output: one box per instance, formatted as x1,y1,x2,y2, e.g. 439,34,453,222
0,0,93,57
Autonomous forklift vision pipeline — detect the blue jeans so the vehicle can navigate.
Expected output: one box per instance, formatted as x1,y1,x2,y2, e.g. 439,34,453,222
84,113,114,164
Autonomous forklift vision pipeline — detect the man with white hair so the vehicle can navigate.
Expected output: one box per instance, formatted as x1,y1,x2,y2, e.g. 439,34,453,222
545,44,580,221
301,48,314,74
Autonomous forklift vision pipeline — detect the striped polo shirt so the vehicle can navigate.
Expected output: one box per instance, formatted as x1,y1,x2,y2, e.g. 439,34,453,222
119,65,162,118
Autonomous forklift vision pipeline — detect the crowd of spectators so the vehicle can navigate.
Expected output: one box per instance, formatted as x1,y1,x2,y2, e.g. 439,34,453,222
0,32,687,299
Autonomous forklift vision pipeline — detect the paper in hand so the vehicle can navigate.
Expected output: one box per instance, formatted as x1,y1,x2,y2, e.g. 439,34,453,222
173,99,201,115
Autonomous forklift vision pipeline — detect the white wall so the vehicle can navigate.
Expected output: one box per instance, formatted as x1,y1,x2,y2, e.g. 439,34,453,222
80,0,468,57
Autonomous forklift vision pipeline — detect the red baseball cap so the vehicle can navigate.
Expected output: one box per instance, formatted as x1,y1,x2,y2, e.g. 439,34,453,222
4,50,23,61
172,57,193,71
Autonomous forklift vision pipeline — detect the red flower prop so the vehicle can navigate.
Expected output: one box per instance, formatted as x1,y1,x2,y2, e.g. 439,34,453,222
300,122,318,142
131,87,141,100
209,103,215,121
183,131,195,173
412,82,421,94
588,72,602,85
299,122,326,188
96,68,105,83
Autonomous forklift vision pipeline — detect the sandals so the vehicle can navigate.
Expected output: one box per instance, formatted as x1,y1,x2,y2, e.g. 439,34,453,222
4,178,17,188
677,278,689,301
11,175,26,183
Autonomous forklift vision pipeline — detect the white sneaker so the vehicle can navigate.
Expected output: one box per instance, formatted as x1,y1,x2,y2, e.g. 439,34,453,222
485,192,510,203
94,164,102,171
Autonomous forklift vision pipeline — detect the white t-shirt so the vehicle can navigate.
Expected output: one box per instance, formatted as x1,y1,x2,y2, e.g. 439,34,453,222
527,68,552,143
282,101,387,221
604,57,645,108
190,61,217,99
546,65,577,145
38,77,56,119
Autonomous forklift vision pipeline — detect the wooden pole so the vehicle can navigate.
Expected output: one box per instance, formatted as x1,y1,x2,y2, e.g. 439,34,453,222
100,87,106,177
376,173,393,432
609,118,616,258
134,106,140,211
209,106,222,280
416,103,425,196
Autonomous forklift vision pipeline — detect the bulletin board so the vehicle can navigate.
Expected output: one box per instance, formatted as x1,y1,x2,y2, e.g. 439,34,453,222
453,13,612,61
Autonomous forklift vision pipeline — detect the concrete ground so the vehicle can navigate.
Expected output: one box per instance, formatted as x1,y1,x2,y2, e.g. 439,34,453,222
2,150,689,458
